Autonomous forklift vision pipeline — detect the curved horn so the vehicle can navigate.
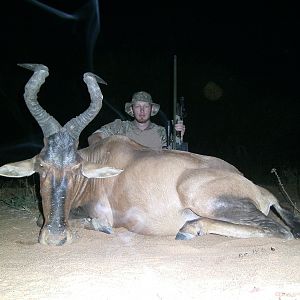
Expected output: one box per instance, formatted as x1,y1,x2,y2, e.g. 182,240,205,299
64,72,107,140
18,64,62,137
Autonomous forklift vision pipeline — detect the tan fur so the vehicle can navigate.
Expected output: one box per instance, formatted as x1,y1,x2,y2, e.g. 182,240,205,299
3,66,292,245
0,135,292,243
74,136,286,238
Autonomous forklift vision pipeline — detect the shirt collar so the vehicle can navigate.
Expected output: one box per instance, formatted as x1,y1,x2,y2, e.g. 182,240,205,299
130,120,155,131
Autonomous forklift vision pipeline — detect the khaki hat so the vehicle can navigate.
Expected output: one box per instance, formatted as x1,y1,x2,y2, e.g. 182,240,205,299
125,91,160,117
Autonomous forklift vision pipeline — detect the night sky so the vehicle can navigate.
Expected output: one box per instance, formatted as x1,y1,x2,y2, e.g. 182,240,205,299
0,1,299,182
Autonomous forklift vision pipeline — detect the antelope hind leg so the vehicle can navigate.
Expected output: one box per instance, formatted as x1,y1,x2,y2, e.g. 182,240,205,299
176,197,294,240
175,217,288,240
212,197,294,239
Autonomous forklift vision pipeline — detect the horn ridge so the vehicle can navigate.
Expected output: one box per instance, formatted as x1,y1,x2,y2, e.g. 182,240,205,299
19,64,61,137
64,72,106,140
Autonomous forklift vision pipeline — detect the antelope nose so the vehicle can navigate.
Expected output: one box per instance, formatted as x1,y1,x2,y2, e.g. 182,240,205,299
38,225,72,246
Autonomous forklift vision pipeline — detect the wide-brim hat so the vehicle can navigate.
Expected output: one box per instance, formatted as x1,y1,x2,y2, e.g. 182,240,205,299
125,91,160,117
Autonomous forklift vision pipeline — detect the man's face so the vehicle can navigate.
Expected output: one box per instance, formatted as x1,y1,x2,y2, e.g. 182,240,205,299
132,101,152,123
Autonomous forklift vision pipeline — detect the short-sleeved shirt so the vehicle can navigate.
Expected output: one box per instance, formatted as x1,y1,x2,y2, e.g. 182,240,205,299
94,119,167,150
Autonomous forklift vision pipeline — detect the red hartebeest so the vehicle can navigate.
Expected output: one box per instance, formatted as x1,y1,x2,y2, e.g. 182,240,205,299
0,64,299,246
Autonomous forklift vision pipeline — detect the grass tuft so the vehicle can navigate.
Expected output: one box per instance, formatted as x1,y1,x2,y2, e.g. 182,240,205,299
0,178,39,213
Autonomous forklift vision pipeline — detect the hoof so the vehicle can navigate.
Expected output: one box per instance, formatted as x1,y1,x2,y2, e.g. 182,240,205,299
100,226,113,235
175,232,195,240
91,219,113,234
83,218,113,234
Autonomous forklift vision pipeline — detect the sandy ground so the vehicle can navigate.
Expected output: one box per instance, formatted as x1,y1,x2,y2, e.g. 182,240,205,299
1,202,300,300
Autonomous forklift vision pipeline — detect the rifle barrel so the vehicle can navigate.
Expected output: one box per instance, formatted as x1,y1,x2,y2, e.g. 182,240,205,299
173,55,177,149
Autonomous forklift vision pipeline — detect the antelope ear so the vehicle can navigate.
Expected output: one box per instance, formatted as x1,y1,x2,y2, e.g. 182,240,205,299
0,157,37,178
81,162,123,179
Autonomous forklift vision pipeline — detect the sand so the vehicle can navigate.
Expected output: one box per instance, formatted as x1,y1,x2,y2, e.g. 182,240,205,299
1,202,300,300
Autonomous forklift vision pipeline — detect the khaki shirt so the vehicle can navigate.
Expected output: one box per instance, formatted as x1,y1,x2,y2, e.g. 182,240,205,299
94,119,167,150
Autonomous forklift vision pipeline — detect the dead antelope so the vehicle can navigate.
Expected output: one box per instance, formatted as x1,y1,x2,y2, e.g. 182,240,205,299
0,64,299,246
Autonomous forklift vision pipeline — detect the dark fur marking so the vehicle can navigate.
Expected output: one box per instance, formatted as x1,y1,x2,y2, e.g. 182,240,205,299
42,131,78,167
213,197,292,236
48,174,68,233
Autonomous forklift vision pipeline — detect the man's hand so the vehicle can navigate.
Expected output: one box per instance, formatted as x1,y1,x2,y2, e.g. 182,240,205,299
175,121,186,137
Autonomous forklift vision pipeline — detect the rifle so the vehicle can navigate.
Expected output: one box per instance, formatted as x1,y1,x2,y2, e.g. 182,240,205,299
166,97,188,151
166,55,188,151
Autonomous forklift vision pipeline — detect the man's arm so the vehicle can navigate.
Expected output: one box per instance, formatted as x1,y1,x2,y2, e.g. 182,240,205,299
88,119,124,146
88,132,103,145
157,125,168,149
